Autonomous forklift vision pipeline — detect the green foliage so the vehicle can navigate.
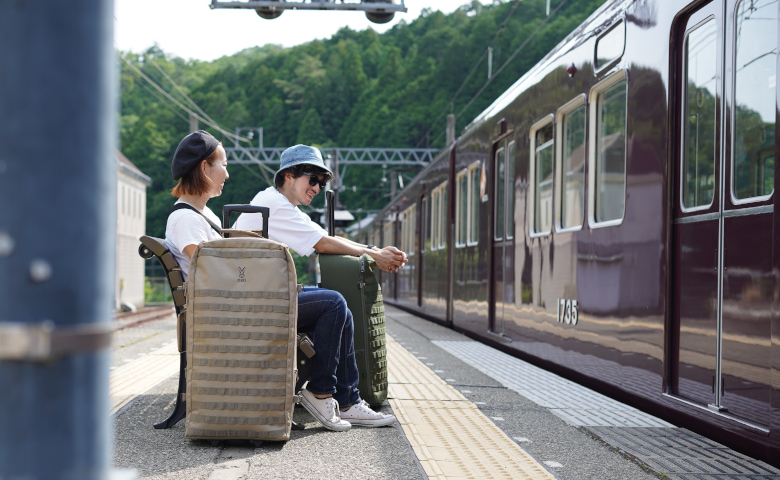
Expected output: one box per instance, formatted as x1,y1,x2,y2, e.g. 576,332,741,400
144,278,172,304
119,1,607,239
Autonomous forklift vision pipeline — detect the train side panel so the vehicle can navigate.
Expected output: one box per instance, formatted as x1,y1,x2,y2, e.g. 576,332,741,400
370,0,780,465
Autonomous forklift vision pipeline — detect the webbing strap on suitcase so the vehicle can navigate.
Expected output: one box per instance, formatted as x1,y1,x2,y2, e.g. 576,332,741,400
185,237,298,441
318,253,388,407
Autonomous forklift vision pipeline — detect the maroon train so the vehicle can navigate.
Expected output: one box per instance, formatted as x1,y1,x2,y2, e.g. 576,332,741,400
357,0,780,466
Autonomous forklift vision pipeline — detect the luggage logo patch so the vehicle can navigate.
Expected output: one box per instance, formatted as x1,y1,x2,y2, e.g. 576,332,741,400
237,266,247,283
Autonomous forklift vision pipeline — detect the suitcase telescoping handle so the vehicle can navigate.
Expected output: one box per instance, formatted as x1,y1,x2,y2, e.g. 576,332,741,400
222,204,269,239
325,190,335,237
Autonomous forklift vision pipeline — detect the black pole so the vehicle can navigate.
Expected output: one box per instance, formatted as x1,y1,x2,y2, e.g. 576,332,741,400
0,1,116,479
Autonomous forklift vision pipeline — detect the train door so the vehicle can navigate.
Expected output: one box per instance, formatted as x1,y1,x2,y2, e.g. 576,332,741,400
671,0,776,428
490,138,516,335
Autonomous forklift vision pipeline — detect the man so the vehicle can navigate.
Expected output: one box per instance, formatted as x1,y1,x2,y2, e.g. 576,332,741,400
235,144,407,431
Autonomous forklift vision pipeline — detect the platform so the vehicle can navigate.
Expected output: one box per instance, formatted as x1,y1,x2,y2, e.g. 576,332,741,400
111,305,780,480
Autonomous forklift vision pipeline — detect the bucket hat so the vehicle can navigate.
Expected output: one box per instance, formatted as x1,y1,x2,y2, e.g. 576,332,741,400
275,145,333,184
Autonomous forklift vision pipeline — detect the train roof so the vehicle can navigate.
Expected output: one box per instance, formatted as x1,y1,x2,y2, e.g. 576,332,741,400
463,0,629,137
357,0,631,234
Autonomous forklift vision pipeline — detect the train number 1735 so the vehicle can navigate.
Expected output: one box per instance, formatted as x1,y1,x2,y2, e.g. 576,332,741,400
557,298,578,325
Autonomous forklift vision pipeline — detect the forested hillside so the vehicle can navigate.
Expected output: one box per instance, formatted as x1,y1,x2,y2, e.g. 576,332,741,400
120,0,606,239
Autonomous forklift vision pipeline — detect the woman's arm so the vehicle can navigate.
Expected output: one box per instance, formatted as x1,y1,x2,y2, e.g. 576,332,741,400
184,244,198,259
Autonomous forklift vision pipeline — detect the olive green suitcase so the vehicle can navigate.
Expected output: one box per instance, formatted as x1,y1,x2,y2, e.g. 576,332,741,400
318,253,388,407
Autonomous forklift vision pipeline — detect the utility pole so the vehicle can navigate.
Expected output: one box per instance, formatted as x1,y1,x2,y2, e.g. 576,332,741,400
0,1,116,479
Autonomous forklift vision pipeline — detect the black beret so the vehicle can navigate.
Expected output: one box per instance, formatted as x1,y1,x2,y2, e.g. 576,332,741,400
171,130,219,180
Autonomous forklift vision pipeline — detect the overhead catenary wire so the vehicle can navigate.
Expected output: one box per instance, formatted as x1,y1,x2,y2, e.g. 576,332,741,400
149,59,223,134
120,53,275,184
145,58,273,185
429,0,571,146
416,0,523,148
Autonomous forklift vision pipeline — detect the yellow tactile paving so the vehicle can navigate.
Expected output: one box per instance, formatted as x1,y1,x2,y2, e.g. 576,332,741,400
109,341,180,415
387,335,556,480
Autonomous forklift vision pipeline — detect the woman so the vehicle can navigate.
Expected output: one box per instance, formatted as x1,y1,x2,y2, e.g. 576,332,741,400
164,130,229,279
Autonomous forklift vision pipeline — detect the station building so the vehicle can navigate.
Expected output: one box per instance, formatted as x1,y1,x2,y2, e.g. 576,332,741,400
116,150,151,311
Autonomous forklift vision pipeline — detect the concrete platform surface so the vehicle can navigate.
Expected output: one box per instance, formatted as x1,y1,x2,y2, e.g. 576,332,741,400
111,305,780,480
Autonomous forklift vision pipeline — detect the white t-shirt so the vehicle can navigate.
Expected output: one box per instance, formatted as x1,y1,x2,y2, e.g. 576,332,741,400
234,186,326,256
164,201,222,279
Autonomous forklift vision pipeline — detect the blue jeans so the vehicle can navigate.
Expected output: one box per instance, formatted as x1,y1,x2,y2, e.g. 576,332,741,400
297,287,361,408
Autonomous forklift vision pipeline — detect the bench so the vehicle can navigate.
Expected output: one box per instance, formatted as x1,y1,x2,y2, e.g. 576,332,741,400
137,236,189,429
138,234,314,430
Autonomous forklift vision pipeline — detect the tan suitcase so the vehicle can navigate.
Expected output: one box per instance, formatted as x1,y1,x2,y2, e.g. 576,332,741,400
184,236,298,441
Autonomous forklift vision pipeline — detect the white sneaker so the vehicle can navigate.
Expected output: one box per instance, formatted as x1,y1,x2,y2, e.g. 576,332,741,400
339,400,396,427
299,389,351,432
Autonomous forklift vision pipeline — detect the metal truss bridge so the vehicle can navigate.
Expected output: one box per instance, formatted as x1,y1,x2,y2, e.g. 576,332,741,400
225,147,439,166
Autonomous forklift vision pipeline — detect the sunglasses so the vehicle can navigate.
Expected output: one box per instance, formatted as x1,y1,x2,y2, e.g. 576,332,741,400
302,172,328,190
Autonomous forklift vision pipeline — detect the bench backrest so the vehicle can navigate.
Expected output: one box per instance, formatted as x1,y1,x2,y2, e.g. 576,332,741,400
138,236,186,351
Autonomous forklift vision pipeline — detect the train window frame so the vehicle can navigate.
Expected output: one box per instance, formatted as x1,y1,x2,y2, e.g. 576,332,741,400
555,94,588,232
400,203,416,256
430,181,448,251
467,161,481,246
730,0,776,205
594,18,626,74
383,219,394,253
438,181,447,250
494,146,506,241
680,16,718,213
588,69,628,229
505,141,516,240
529,114,555,237
430,186,440,251
455,169,468,248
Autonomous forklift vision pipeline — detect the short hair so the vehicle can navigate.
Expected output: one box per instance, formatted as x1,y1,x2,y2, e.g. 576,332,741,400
171,144,223,198
274,164,332,189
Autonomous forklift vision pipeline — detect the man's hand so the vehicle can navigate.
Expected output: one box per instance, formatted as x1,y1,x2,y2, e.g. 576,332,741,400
368,246,408,273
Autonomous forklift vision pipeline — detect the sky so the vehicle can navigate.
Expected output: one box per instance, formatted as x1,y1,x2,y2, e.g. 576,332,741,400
114,1,465,62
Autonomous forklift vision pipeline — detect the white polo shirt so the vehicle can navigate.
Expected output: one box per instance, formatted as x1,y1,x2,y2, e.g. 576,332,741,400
234,186,326,256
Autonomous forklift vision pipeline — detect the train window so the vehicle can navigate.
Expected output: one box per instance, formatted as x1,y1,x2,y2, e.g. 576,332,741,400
430,182,447,250
400,204,416,256
529,116,554,236
420,196,427,251
494,147,506,240
732,0,776,202
595,20,625,71
438,183,447,249
506,141,516,239
383,220,394,252
456,170,467,247
588,69,627,227
467,162,480,245
430,187,439,251
682,19,717,210
556,95,587,231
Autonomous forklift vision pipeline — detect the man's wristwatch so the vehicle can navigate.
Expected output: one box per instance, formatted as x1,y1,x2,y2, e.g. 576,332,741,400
366,244,375,250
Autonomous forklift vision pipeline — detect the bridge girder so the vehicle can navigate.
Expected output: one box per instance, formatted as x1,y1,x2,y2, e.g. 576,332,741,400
225,147,439,166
